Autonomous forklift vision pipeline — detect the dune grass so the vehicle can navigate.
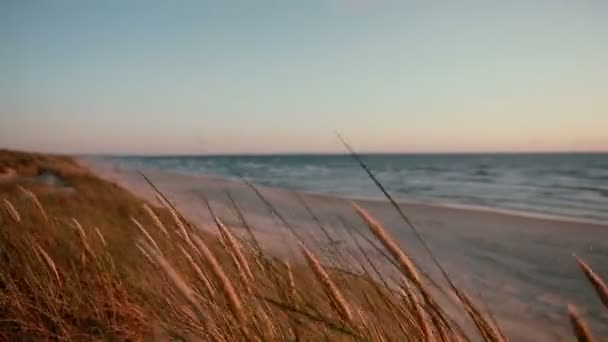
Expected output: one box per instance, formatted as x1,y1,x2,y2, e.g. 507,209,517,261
0,149,605,341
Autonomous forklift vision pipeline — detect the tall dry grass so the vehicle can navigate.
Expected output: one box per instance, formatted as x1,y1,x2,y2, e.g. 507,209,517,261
0,149,606,341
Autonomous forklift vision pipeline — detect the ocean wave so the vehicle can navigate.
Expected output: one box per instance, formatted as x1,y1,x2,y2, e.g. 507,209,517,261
108,154,608,223
551,185,608,198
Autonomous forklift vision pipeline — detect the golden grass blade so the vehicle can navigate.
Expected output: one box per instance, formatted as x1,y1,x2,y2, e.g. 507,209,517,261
72,217,88,238
574,255,608,309
137,241,203,317
401,282,433,341
359,307,389,342
352,203,421,286
356,308,374,340
151,188,192,242
3,198,21,224
136,243,154,265
191,233,246,326
154,193,169,207
458,290,506,342
257,307,276,339
568,305,595,342
18,186,48,222
143,203,169,236
284,260,297,307
72,218,94,261
299,242,355,326
170,206,194,246
216,217,254,281
94,226,107,247
216,230,250,293
33,242,61,283
225,189,263,255
179,245,216,298
131,217,162,255
261,295,362,339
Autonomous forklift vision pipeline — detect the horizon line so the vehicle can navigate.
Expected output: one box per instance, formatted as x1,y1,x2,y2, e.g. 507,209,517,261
5,147,608,158
83,150,608,158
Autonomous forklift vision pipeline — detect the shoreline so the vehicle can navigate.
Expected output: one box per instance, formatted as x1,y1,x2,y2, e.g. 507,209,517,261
294,188,608,228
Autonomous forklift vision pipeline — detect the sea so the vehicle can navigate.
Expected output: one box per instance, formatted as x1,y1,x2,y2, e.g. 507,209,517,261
105,153,608,224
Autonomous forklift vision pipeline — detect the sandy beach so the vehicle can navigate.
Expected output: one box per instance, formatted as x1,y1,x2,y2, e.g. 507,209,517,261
84,159,608,341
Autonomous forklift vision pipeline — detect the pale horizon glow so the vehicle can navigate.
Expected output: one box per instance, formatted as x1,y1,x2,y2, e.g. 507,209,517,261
1,1,607,155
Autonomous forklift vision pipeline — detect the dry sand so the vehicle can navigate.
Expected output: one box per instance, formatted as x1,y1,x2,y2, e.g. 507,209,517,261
83,159,608,341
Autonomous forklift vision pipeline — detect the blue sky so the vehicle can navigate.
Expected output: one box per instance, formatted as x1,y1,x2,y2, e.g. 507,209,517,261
1,1,607,154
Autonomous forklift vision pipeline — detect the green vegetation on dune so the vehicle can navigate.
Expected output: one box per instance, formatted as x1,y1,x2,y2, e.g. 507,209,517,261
0,150,604,341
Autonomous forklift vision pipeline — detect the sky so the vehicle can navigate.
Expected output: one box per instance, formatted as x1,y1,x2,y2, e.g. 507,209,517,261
1,0,607,155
